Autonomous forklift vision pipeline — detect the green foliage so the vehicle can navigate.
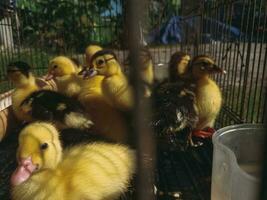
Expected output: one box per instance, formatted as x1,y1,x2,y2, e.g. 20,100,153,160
17,0,118,53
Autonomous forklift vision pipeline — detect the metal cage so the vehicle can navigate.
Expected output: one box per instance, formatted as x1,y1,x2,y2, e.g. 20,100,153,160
0,0,266,199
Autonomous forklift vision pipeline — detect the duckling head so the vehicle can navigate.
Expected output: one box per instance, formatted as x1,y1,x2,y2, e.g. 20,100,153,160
125,47,153,70
190,55,226,79
7,61,33,87
11,122,62,186
168,51,191,81
141,48,153,72
85,44,103,66
86,49,120,78
46,56,79,80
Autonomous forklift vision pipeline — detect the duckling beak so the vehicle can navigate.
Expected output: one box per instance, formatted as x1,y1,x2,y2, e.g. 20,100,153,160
78,68,98,79
11,157,37,186
211,64,227,74
45,70,55,81
77,67,87,76
88,68,98,77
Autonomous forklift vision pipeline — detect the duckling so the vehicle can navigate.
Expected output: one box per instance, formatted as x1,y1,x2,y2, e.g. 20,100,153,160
7,61,93,130
46,56,82,98
7,61,39,122
126,47,154,97
168,51,191,81
85,44,103,67
11,122,136,200
77,68,128,142
189,55,226,138
151,80,199,148
77,75,128,142
46,56,82,97
87,49,134,111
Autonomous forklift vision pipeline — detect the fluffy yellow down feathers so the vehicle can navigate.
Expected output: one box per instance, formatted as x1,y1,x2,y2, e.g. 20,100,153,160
11,122,136,200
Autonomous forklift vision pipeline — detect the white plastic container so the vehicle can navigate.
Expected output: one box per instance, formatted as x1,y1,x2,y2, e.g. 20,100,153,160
211,124,265,200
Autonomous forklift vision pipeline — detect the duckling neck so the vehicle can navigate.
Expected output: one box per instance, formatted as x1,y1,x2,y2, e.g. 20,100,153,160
106,69,123,78
196,74,211,82
55,74,72,81
141,63,154,84
15,74,38,89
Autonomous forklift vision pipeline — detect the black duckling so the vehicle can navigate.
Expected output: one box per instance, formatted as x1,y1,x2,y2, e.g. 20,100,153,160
151,80,199,149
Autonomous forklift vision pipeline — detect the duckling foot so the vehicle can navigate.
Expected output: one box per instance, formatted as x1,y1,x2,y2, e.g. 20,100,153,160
189,137,203,147
203,127,216,134
192,129,214,139
188,132,203,147
64,112,94,130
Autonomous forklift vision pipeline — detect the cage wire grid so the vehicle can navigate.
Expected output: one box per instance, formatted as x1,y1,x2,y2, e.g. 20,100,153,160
0,0,266,199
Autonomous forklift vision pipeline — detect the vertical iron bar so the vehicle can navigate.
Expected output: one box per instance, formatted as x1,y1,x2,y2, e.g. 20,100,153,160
126,0,155,200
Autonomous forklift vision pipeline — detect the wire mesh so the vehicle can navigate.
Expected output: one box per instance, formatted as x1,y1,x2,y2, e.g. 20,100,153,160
0,0,266,200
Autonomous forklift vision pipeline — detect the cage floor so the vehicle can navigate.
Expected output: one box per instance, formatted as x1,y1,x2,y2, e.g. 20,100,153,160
0,129,213,200
155,140,213,200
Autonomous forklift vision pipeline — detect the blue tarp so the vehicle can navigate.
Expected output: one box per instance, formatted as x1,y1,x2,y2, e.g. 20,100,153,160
146,15,241,45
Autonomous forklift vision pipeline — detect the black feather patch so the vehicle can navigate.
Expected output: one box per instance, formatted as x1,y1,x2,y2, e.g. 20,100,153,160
7,61,31,78
89,49,117,66
21,90,85,123
151,80,198,149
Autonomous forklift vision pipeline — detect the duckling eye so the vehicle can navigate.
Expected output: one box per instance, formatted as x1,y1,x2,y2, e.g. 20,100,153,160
40,143,48,150
53,65,58,69
96,59,105,66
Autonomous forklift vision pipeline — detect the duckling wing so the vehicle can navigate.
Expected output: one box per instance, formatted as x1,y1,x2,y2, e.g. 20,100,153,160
21,90,93,130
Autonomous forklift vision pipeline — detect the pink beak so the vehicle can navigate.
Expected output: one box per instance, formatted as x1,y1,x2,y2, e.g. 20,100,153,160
44,72,55,81
11,157,37,186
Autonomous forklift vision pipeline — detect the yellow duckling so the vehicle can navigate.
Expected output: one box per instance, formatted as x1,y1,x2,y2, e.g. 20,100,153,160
77,75,128,142
77,47,129,142
168,51,191,81
11,122,136,200
189,55,226,137
139,48,154,88
87,49,134,111
127,47,154,97
85,44,103,67
80,44,105,104
7,61,39,122
46,56,82,98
